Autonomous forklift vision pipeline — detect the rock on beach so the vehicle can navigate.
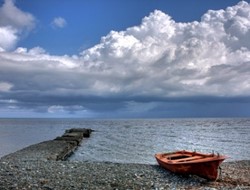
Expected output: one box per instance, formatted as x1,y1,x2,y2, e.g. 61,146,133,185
0,128,249,190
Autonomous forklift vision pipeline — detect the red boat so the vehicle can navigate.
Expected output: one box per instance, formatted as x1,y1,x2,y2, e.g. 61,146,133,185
155,150,227,181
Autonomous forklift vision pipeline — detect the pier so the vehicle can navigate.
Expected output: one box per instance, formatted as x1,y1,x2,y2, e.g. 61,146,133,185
1,128,93,162
54,128,93,160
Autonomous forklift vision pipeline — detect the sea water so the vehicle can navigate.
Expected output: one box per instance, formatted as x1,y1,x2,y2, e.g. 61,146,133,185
0,118,249,164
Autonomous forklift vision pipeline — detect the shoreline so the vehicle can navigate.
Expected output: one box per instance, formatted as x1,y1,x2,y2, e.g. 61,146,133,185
1,158,249,189
0,129,249,189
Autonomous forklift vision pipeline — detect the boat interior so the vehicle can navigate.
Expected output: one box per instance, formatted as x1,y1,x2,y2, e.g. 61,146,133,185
164,152,207,163
156,150,226,164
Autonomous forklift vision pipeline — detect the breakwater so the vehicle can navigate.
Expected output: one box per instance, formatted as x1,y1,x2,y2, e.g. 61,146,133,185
1,128,93,162
53,128,93,160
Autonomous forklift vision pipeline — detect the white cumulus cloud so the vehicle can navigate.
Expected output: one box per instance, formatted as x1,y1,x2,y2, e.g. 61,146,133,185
0,81,13,92
0,0,36,51
51,17,67,28
0,1,250,116
0,0,35,31
80,1,250,97
0,26,18,51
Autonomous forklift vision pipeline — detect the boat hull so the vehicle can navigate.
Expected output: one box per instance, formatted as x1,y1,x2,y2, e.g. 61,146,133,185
155,150,227,181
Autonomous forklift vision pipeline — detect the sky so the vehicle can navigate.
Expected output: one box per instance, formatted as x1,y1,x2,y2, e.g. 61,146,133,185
0,0,250,118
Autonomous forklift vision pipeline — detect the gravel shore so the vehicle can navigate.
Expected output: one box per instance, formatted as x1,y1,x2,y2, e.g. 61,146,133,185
0,140,249,189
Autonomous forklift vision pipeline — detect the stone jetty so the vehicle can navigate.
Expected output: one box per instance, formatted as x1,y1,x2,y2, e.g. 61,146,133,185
1,128,93,162
53,128,93,160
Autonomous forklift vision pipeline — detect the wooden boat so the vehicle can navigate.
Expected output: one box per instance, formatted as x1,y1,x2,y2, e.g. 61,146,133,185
155,150,227,181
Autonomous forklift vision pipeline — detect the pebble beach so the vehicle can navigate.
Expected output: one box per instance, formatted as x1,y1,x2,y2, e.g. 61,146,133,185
0,129,249,190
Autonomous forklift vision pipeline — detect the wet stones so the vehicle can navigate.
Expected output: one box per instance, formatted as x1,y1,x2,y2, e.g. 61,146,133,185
53,128,92,161
65,128,94,137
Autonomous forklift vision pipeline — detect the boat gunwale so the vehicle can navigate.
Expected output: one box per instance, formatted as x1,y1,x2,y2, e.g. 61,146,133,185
155,151,228,165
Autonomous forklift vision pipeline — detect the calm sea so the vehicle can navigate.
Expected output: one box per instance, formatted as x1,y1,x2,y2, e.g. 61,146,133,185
0,118,249,164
